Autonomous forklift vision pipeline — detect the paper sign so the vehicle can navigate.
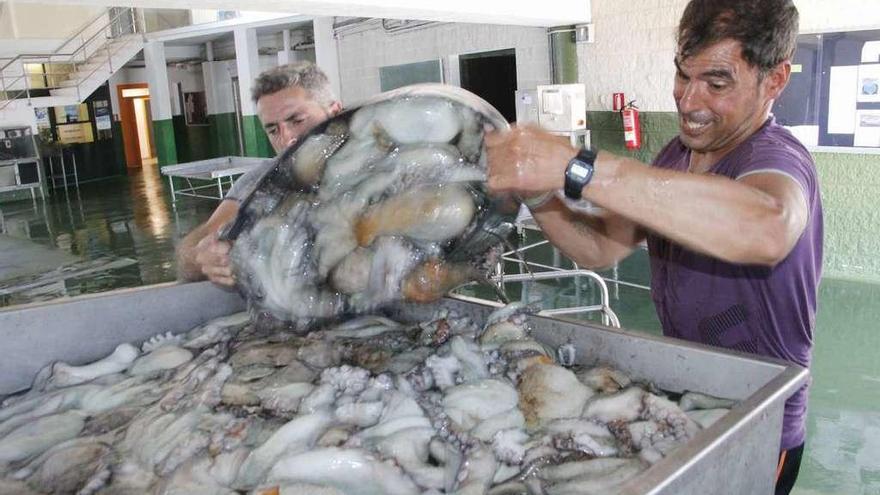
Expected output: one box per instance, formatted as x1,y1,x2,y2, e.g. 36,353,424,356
827,66,858,135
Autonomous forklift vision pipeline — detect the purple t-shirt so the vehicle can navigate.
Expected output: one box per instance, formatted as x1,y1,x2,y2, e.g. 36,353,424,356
648,118,823,451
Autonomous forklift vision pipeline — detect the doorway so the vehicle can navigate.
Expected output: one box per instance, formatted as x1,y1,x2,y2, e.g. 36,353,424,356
117,83,157,168
459,48,517,122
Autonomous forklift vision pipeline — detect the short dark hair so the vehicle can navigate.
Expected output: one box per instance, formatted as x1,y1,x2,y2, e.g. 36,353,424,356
677,0,799,76
251,61,336,106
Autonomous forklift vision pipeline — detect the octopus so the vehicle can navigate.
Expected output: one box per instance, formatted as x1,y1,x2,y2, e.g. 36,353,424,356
225,84,518,326
0,304,738,494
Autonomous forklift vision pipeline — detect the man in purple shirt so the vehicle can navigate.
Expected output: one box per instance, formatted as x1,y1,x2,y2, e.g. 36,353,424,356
486,0,821,493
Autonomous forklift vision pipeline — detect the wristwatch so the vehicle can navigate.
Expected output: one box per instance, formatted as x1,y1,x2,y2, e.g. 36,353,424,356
564,147,597,199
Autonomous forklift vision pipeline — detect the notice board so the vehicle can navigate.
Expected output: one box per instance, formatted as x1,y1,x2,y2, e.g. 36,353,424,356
775,29,880,148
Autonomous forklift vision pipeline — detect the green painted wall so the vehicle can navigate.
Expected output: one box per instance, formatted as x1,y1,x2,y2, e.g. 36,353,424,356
152,118,178,166
241,114,273,158
111,121,127,175
208,112,241,158
587,110,880,283
172,116,211,164
587,110,679,164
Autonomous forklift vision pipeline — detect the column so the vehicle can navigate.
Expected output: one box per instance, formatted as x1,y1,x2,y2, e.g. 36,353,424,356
549,26,578,84
234,27,273,158
143,41,177,165
313,17,342,102
278,29,307,66
277,29,292,65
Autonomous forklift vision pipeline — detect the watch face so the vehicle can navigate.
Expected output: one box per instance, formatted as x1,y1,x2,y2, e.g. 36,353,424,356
569,162,590,179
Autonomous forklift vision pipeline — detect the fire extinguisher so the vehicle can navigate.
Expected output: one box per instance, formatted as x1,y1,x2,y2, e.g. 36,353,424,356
621,100,641,150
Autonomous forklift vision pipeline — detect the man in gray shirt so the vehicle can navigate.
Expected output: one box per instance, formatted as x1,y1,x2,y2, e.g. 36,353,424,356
177,62,342,286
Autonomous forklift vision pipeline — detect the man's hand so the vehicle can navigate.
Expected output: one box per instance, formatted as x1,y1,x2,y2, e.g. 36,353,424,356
193,232,235,287
178,200,240,286
485,125,578,197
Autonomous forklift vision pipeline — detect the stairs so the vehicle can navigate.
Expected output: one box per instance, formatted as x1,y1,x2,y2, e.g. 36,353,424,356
0,8,144,111
49,34,144,101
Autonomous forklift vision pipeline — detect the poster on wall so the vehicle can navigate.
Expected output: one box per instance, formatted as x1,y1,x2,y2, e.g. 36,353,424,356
853,110,880,147
184,91,208,126
64,105,80,123
54,104,88,124
57,123,95,144
857,64,880,103
94,100,112,130
34,107,50,129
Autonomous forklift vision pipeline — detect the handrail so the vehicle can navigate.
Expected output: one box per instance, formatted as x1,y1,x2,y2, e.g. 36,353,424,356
0,8,137,73
0,7,141,109
0,9,110,74
77,35,136,91
54,8,113,55
0,9,108,73
68,8,136,63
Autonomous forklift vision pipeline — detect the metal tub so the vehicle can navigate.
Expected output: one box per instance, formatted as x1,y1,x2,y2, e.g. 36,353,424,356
0,282,807,495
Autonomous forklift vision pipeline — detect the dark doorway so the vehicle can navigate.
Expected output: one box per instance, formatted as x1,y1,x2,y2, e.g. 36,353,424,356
459,49,517,122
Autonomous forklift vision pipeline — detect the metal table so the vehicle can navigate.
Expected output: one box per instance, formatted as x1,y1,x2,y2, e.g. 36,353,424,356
160,156,269,203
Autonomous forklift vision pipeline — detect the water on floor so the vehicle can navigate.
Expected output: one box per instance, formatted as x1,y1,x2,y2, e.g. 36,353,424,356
0,165,215,306
0,165,876,494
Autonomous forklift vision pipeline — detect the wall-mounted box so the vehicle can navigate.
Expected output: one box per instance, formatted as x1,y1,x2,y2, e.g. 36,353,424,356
536,83,587,132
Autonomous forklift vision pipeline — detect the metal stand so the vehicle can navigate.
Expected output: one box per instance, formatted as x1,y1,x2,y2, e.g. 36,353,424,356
46,151,80,191
486,218,621,327
0,159,46,209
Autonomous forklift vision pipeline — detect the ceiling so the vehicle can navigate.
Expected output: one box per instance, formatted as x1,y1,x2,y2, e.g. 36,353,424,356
15,0,591,27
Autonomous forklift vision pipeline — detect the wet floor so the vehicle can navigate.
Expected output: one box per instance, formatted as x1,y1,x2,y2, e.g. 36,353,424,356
0,165,876,494
0,164,216,306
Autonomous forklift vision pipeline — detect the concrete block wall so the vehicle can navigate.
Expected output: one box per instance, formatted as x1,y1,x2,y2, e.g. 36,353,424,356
578,0,880,112
578,0,880,282
335,21,551,105
816,152,880,283
577,0,685,113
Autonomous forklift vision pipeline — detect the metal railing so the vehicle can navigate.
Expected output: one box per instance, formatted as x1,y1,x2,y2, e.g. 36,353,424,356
0,7,142,109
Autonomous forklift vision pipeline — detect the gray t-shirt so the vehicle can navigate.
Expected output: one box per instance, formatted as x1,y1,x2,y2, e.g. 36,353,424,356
225,161,274,202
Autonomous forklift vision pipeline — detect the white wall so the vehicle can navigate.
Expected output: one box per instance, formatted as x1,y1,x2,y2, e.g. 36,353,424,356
0,101,38,132
335,22,551,105
577,0,684,113
202,60,237,115
109,65,208,119
796,0,880,33
0,2,104,39
0,39,63,57
578,0,880,113
167,65,206,116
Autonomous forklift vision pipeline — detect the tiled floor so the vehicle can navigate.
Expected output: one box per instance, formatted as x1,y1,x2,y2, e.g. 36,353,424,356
0,164,876,493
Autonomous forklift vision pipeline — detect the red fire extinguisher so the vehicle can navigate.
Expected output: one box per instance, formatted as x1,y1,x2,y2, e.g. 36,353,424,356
621,100,641,150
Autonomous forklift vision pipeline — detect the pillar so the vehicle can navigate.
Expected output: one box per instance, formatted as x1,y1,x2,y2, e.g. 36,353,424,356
313,17,342,102
143,41,177,165
549,26,578,84
234,26,272,157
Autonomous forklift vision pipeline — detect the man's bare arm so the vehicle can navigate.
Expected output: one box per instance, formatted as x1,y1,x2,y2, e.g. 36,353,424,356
487,127,808,267
586,154,809,266
528,197,645,270
177,200,240,286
